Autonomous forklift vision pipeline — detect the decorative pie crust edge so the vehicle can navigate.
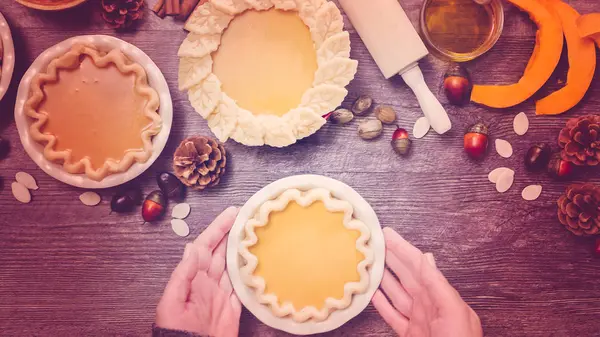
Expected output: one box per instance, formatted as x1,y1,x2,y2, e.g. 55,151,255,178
238,188,374,323
24,43,162,181
178,0,357,147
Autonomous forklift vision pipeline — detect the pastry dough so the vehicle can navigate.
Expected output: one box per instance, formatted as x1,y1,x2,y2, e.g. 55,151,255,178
178,0,356,147
239,188,374,322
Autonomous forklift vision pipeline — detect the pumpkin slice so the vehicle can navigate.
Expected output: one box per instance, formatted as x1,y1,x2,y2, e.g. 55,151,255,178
535,1,596,115
577,13,600,47
471,0,563,108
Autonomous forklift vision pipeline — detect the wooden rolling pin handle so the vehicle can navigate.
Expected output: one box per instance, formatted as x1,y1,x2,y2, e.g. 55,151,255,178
401,65,452,135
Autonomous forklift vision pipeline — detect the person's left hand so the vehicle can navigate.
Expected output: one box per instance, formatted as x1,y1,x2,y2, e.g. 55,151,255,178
156,206,242,337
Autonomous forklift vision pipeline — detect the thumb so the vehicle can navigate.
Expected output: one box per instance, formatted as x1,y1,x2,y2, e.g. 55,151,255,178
161,243,200,306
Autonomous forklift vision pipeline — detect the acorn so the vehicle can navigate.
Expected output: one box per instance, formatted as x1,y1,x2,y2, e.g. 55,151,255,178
464,123,488,159
142,190,167,223
391,127,411,156
157,172,185,200
111,191,137,213
443,64,471,106
524,144,551,172
548,153,573,180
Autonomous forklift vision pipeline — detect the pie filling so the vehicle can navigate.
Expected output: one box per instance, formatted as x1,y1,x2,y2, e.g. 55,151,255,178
212,8,318,117
248,200,365,310
38,54,153,170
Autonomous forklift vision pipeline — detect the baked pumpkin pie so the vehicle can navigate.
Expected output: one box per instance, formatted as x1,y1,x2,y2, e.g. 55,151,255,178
239,188,374,322
178,0,358,147
25,43,162,181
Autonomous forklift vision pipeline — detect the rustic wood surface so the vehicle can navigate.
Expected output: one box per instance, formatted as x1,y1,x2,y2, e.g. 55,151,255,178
1,0,600,336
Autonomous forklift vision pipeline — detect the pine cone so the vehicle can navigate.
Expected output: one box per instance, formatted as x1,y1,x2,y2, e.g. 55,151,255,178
101,0,145,29
557,184,600,236
173,136,227,191
558,115,600,166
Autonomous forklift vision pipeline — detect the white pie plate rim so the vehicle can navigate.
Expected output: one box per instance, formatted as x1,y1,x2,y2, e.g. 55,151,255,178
0,12,15,102
14,35,173,189
227,174,385,335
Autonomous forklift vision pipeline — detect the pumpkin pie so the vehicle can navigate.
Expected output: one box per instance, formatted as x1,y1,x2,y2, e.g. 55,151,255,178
25,43,162,181
239,188,374,322
177,0,357,147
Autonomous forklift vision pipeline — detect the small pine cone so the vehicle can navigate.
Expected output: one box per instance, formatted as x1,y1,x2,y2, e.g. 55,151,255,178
557,184,600,236
558,114,600,166
101,0,145,29
173,136,227,191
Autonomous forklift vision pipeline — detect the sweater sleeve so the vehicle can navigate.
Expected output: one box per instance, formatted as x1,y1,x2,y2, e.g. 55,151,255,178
151,324,208,337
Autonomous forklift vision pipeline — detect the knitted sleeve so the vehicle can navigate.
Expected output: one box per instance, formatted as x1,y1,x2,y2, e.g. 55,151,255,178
151,324,208,337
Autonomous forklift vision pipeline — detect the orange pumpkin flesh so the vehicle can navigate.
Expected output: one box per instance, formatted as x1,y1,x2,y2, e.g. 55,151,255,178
577,13,600,47
470,0,563,109
535,1,596,115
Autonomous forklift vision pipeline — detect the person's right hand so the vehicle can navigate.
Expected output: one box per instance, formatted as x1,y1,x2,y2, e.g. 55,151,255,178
372,227,482,337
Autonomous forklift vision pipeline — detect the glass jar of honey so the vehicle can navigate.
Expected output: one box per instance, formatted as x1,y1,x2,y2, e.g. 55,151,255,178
419,0,504,62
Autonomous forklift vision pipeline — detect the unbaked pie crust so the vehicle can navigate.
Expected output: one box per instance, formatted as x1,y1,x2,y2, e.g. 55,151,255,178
178,0,357,147
239,188,374,322
25,43,162,181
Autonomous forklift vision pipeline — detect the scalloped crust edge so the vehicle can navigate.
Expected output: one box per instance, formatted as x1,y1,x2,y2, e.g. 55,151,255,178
239,188,374,323
24,43,162,181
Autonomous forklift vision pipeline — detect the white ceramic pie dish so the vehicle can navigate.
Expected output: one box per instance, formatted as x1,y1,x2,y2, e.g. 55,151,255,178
14,35,173,189
0,12,15,102
227,174,385,335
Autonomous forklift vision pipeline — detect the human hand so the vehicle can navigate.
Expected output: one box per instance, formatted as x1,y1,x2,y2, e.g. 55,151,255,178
156,207,242,337
372,227,482,337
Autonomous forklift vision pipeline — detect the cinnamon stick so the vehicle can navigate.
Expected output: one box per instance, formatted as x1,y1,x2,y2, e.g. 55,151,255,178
179,0,202,21
152,0,165,13
165,0,180,16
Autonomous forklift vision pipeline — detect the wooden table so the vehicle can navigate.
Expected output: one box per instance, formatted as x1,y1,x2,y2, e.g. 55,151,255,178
1,1,599,336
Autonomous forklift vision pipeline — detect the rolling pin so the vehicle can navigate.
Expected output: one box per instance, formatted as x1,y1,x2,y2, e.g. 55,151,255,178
338,0,452,134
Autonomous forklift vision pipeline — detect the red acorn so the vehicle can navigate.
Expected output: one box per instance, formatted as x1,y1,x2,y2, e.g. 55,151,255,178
548,154,573,180
444,64,472,106
142,190,167,223
391,127,411,155
464,123,488,160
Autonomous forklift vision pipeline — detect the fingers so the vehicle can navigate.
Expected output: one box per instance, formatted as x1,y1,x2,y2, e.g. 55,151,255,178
194,206,239,252
161,243,199,305
194,207,239,271
380,269,413,316
383,227,424,274
419,254,463,313
207,236,227,281
372,290,408,336
385,248,422,296
219,271,233,297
